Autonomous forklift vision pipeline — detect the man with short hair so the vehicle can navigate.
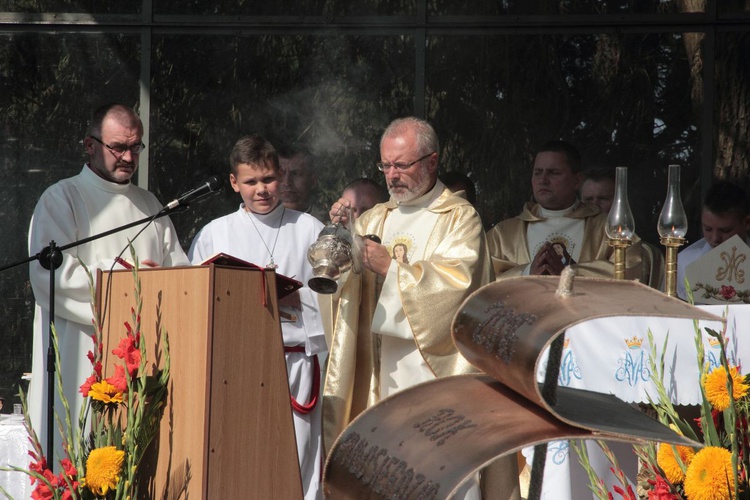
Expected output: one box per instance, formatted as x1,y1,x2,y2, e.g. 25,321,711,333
28,103,190,452
278,144,327,221
580,167,616,214
340,177,388,219
676,180,750,300
487,140,641,279
324,117,518,499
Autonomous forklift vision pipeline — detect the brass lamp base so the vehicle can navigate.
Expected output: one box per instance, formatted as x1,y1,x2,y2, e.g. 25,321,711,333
660,237,686,297
608,238,632,280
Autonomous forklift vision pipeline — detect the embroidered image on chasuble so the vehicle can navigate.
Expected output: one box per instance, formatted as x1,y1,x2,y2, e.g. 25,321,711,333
487,201,642,280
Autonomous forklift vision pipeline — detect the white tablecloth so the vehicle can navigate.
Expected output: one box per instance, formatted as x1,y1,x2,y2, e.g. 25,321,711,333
526,303,742,499
0,416,32,500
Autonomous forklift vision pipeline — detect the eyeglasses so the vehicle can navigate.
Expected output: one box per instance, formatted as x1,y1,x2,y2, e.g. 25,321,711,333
90,136,146,157
376,152,434,172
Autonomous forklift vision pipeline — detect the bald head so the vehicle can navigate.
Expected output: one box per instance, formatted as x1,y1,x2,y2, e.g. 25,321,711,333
342,178,388,219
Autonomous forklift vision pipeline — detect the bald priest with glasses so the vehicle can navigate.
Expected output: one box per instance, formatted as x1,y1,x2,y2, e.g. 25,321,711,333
323,117,520,499
27,103,190,454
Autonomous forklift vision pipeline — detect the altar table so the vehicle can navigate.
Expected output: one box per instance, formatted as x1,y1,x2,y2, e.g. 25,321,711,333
0,415,32,500
526,303,741,499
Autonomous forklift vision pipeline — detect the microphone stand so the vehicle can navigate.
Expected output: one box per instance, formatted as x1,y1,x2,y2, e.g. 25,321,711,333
1,204,188,464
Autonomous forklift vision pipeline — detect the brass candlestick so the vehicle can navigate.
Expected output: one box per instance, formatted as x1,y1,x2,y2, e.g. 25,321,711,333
605,167,635,280
609,238,632,280
657,164,688,298
661,236,686,297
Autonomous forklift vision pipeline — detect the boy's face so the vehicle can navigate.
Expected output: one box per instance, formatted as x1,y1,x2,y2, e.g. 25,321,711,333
230,162,281,214
702,208,750,248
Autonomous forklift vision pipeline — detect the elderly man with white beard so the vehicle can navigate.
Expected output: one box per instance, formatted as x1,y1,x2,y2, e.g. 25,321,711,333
322,116,520,499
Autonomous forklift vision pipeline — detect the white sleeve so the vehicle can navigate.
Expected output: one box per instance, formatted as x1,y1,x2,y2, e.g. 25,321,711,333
28,187,122,324
188,225,213,264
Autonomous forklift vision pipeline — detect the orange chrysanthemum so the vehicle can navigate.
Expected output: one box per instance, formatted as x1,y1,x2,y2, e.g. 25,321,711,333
703,365,750,411
87,380,124,405
84,446,125,496
683,446,733,500
656,442,695,484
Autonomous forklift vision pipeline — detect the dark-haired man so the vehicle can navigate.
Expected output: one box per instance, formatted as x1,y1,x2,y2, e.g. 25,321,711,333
677,180,750,300
278,144,328,221
28,103,189,453
487,140,641,279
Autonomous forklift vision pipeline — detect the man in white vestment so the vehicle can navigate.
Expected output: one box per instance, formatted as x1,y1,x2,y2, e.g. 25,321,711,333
28,103,190,456
188,134,326,500
323,117,520,499
676,180,750,300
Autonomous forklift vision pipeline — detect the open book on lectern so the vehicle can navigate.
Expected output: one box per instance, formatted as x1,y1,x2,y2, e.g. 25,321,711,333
200,252,302,299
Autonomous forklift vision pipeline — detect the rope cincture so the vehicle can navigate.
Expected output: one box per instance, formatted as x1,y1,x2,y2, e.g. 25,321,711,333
284,346,320,414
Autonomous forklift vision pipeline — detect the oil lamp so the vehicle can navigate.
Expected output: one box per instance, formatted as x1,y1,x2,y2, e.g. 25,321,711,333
657,164,688,297
605,167,635,279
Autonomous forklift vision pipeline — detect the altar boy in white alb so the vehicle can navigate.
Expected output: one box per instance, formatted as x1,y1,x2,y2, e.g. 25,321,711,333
188,134,326,500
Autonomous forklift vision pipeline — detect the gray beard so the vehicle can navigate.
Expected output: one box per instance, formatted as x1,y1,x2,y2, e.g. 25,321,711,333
388,166,430,203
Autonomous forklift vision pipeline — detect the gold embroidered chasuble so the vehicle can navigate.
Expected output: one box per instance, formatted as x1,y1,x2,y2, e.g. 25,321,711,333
486,201,642,280
322,187,493,451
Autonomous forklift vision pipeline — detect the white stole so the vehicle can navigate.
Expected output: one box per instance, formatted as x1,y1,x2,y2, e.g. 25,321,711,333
371,182,444,398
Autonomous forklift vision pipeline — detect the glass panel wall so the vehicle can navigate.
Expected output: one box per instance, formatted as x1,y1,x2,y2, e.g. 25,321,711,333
149,33,415,243
0,1,748,409
425,31,697,241
0,1,142,14
0,31,140,402
428,0,692,16
153,0,416,16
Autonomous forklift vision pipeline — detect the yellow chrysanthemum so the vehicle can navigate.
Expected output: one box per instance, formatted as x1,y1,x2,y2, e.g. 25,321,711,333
656,442,695,484
703,365,750,411
88,380,124,405
683,446,733,500
84,446,125,496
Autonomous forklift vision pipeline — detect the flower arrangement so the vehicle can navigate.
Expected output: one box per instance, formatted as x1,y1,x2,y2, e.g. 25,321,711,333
578,308,750,500
8,252,170,500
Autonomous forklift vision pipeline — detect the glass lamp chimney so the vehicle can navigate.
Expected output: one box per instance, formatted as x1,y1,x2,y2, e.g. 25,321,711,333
657,164,688,239
605,166,635,241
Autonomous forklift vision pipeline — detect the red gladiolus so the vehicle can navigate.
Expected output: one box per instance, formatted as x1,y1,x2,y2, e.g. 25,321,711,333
112,333,141,376
613,483,636,500
59,458,77,479
647,475,678,499
107,364,129,394
79,374,98,397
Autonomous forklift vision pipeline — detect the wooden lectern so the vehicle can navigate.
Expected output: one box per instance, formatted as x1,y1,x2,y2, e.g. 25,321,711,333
96,264,302,499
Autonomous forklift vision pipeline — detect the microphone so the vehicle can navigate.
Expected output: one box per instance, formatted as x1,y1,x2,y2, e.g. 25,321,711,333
165,176,222,210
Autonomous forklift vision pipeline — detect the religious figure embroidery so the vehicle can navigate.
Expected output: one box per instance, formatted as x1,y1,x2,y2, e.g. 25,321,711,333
388,235,413,264
549,238,576,266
